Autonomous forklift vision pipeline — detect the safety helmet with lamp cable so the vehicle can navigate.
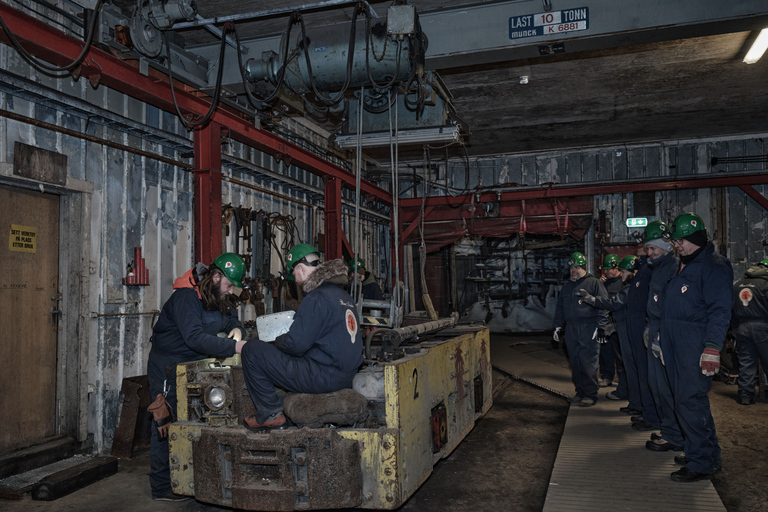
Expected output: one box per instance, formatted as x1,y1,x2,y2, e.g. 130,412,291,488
602,254,620,270
285,244,321,281
568,252,587,266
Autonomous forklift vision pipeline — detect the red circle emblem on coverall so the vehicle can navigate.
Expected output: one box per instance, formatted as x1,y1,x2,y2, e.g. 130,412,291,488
346,309,357,343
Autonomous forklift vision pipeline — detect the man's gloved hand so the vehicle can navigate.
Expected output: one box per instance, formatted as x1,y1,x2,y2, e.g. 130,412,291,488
553,327,561,342
700,348,721,376
596,328,607,344
604,323,616,337
575,289,596,306
228,328,243,342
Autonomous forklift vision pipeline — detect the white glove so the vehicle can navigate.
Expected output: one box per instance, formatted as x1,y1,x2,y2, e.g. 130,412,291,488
228,328,243,342
553,327,561,342
592,327,598,340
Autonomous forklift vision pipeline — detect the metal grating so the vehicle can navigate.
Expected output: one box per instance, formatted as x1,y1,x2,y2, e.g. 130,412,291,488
491,340,726,512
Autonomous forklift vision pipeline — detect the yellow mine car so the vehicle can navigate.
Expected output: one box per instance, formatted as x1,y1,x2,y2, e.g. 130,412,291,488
168,324,491,510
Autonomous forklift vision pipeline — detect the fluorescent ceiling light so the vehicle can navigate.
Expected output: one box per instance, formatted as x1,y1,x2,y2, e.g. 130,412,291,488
744,28,768,64
334,126,461,148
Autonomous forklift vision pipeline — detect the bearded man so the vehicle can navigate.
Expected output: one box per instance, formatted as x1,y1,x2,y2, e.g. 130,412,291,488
147,253,247,501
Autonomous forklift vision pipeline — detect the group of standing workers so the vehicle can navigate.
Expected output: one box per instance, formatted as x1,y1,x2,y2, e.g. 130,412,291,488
554,211,767,483
145,244,379,501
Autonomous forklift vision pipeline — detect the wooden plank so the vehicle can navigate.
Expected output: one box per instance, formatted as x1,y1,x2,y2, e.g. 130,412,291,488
13,141,67,185
31,456,119,501
0,436,77,480
405,245,416,313
0,185,60,452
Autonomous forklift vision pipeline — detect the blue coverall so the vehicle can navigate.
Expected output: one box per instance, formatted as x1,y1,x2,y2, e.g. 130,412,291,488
661,243,732,474
625,261,660,426
553,273,609,401
600,275,625,393
732,264,768,402
647,251,684,447
241,280,364,423
148,269,245,498
590,267,649,413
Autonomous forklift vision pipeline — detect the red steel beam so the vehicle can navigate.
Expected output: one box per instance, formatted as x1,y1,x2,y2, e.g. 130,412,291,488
739,185,768,212
193,123,223,264
0,3,392,206
400,172,768,208
401,205,434,241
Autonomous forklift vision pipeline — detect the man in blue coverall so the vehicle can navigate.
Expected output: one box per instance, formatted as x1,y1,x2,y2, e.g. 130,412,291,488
553,252,609,407
642,221,685,448
241,244,364,430
663,213,731,482
732,258,768,405
148,253,247,501
599,253,626,396
577,255,645,414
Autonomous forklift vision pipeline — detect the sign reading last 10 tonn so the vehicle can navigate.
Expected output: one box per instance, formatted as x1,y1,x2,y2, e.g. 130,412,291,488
509,7,589,40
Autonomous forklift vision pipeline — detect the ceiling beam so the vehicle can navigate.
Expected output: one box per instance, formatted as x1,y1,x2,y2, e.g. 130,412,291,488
0,3,392,206
190,0,768,79
399,171,768,208
422,0,768,70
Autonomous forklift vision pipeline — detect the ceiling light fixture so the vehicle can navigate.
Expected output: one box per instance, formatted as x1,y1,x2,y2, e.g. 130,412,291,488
743,28,768,64
334,125,461,148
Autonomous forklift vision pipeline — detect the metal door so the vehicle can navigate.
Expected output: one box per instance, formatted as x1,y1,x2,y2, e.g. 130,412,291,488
0,185,60,451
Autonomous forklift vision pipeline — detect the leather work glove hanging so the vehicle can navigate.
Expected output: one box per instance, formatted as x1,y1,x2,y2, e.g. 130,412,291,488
553,327,561,342
148,394,176,440
700,348,721,376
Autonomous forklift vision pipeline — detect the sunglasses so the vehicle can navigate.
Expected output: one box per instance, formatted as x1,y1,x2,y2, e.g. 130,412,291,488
293,257,321,272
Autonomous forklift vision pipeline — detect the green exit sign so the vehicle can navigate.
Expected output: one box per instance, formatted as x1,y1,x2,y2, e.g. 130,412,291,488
626,217,648,228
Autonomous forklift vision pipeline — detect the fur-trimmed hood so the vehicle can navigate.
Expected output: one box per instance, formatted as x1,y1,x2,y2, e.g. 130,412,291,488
303,259,349,293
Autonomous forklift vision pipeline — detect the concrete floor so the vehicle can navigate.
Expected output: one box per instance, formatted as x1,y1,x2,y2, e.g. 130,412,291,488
0,368,568,512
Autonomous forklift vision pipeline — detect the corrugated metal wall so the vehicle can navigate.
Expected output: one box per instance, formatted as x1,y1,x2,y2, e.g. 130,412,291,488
437,138,768,278
0,42,392,452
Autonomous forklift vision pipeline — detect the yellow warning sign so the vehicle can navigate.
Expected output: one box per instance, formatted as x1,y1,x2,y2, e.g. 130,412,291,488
9,224,36,253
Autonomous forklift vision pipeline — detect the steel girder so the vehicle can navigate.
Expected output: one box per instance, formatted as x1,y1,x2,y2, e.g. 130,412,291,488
0,3,392,260
399,171,768,210
188,0,768,81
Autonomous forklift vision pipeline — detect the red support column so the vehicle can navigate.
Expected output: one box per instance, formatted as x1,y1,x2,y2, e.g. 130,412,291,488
193,123,223,264
324,177,343,260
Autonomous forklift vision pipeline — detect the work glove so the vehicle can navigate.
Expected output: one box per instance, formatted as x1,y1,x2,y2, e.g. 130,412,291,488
228,328,243,342
700,348,721,377
650,333,666,365
575,289,596,306
553,327,561,342
595,328,607,344
604,323,616,337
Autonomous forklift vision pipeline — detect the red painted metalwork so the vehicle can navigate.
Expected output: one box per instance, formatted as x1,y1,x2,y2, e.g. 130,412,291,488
0,3,391,205
399,172,768,208
401,196,594,252
739,185,768,212
194,123,223,264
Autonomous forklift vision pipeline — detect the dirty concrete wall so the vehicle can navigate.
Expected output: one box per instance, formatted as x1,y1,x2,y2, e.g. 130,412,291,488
0,46,392,454
437,136,768,278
